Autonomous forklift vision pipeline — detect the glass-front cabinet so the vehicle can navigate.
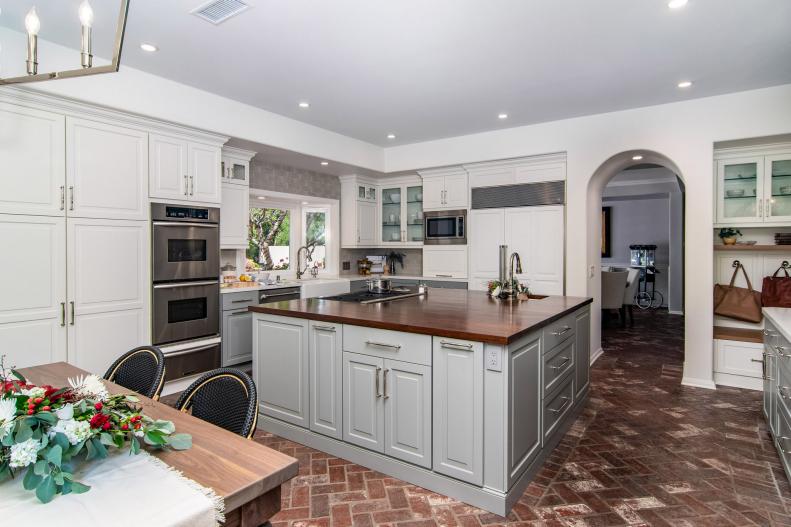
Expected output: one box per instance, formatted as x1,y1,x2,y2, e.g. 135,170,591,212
767,155,791,222
221,147,255,186
380,183,423,245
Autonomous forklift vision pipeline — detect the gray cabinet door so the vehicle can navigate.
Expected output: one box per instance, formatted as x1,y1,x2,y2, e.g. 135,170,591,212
309,321,343,439
508,335,542,487
223,310,253,366
574,307,591,399
384,359,432,468
256,316,310,427
432,338,483,484
343,352,385,452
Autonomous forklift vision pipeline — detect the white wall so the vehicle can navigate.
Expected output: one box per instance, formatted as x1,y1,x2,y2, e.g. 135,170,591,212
385,83,791,389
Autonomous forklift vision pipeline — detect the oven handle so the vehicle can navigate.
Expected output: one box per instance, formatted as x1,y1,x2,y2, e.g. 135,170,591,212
154,280,219,289
163,342,218,358
152,221,218,228
260,291,300,299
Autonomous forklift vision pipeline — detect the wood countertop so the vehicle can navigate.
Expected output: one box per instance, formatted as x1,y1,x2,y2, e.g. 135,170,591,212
249,289,592,345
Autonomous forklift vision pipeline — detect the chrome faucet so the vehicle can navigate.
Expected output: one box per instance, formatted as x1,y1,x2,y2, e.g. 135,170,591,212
501,252,523,298
296,245,311,279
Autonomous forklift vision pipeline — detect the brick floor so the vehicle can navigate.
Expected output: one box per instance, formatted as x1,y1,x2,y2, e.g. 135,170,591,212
250,309,790,526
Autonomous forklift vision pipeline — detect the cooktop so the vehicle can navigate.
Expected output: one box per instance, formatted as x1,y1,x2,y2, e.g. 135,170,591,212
322,289,423,304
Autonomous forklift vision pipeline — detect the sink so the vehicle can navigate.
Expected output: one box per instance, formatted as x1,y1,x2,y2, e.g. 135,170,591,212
297,278,351,299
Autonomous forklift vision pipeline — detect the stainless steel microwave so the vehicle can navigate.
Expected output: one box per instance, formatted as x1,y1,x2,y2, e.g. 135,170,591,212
424,210,466,245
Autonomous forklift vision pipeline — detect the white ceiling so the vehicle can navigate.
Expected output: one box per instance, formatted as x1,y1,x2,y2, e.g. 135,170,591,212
2,0,790,147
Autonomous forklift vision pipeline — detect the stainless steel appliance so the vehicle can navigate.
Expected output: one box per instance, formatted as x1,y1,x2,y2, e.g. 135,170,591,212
424,209,466,245
324,288,424,304
259,287,301,303
151,203,221,381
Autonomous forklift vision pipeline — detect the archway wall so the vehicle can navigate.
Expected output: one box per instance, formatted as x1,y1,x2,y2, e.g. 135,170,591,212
385,84,791,388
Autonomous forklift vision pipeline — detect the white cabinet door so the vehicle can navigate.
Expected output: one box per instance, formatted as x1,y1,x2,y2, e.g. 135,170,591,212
433,338,483,484
507,206,564,295
149,133,188,200
223,310,253,366
220,183,249,248
309,321,343,439
189,143,222,204
66,218,150,374
384,359,432,468
443,173,469,209
422,177,445,210
470,209,504,278
343,352,384,452
423,246,468,278
0,103,65,216
765,154,791,223
358,201,377,246
66,118,148,220
0,215,67,367
222,155,250,186
716,157,764,225
256,316,310,427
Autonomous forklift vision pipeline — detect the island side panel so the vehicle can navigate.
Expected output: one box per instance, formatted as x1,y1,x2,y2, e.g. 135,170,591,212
483,342,508,492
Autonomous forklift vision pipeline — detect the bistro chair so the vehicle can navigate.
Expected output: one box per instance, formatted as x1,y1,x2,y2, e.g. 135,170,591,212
104,345,166,400
175,368,259,439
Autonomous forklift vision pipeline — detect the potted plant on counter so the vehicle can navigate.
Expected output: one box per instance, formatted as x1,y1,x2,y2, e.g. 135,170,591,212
718,227,742,245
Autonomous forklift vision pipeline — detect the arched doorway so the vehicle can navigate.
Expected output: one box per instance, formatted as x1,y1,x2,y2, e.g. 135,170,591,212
586,150,686,364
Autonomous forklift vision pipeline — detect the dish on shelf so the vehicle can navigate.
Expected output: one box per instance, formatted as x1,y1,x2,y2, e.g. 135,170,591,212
725,189,745,198
736,240,758,245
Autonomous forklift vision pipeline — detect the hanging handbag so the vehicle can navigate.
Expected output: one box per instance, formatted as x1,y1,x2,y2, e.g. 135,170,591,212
762,264,791,308
713,262,763,323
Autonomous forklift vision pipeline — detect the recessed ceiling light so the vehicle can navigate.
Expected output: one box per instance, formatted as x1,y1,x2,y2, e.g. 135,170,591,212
498,113,508,120
140,43,158,52
387,134,396,140
632,155,644,161
677,80,693,88
256,196,266,200
320,161,329,166
668,0,688,9
302,201,309,205
298,101,310,109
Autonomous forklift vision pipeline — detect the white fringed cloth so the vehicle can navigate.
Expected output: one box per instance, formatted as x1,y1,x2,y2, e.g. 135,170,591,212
0,450,224,527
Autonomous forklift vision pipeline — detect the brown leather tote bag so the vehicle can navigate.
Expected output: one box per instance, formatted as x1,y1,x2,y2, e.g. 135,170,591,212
713,262,763,323
762,265,791,308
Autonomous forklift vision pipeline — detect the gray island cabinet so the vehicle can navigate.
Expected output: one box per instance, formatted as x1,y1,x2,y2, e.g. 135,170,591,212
250,290,592,515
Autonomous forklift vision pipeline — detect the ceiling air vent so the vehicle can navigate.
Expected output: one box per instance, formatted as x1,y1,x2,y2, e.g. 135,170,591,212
191,0,250,25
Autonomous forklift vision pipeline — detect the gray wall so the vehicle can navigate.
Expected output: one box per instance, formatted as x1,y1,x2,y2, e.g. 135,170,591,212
250,159,341,200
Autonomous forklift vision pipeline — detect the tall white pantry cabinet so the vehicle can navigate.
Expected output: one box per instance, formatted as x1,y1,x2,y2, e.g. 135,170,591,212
0,101,150,373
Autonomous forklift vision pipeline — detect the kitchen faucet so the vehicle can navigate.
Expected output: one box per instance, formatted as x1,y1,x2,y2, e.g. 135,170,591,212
296,245,311,279
501,251,523,298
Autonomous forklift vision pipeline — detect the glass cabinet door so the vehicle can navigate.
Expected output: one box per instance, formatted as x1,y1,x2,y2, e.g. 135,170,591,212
405,185,423,243
381,187,403,243
717,158,763,224
767,155,791,221
229,160,248,184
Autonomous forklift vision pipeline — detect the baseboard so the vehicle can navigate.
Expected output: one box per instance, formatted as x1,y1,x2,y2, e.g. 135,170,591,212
714,372,763,391
590,347,604,365
668,310,684,316
681,376,717,390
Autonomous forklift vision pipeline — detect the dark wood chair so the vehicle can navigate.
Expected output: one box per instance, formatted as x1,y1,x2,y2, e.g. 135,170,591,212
104,345,166,400
175,368,259,439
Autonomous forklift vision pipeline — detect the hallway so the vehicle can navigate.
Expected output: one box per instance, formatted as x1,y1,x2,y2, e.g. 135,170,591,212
254,310,789,526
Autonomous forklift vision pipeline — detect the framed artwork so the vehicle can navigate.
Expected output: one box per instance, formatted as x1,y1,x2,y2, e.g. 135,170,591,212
602,206,612,258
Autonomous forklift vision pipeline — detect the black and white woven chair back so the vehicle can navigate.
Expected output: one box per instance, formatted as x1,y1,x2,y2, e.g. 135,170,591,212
175,368,258,439
104,346,166,400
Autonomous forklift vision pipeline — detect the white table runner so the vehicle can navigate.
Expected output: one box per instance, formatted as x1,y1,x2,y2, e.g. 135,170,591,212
0,450,223,527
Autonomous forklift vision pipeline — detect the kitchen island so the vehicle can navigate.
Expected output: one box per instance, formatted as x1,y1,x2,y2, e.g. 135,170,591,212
250,289,592,515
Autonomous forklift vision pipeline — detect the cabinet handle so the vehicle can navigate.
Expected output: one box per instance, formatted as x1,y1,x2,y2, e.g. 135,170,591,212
777,345,787,358
780,436,791,455
68,186,74,211
779,386,791,400
366,340,401,350
69,301,75,325
184,175,189,196
551,325,572,336
229,311,249,317
313,325,336,332
383,368,389,399
231,298,255,303
60,302,66,327
435,274,453,278
753,355,766,379
440,340,473,351
552,357,571,370
60,186,65,211
767,198,772,218
758,199,763,218
375,366,382,398
190,175,195,195
550,396,571,414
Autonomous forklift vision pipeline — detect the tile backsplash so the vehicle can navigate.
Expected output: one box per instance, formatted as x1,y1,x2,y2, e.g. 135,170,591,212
340,248,423,276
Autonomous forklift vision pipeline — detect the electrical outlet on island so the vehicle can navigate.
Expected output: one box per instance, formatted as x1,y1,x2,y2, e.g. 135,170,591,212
485,347,502,372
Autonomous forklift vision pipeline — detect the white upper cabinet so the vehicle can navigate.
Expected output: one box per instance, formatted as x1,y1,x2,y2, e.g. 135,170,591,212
220,183,250,249
67,117,148,220
358,201,378,246
380,179,423,246
465,154,566,189
418,167,469,211
149,133,223,204
340,176,379,248
221,146,254,186
0,103,65,216
189,142,222,203
470,209,505,279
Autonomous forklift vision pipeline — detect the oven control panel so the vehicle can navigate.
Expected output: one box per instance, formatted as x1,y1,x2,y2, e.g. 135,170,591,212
165,206,210,220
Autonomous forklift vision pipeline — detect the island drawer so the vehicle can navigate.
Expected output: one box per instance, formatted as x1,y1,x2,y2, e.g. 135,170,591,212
222,291,260,311
543,373,574,442
343,325,431,366
543,337,575,396
543,312,576,352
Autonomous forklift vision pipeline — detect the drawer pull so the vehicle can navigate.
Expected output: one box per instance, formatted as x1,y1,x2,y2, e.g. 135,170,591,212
780,386,791,400
777,346,788,358
366,340,401,350
552,357,571,370
440,340,474,351
375,367,382,398
551,326,572,337
314,325,336,332
550,396,571,414
780,436,791,455
231,298,255,303
229,311,249,317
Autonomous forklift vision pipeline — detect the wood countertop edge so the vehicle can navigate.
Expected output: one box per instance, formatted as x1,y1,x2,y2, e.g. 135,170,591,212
224,457,300,512
249,296,592,345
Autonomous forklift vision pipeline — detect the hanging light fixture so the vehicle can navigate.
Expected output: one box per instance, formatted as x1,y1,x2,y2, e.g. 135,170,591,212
0,0,129,85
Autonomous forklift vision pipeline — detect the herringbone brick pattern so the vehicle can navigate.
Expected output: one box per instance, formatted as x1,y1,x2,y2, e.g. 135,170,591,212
253,310,790,526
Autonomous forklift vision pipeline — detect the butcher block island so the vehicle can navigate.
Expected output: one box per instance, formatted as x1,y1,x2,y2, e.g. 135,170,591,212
249,289,592,515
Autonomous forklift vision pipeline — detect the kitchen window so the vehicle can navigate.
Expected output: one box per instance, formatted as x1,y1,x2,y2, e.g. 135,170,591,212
303,208,328,271
247,207,291,271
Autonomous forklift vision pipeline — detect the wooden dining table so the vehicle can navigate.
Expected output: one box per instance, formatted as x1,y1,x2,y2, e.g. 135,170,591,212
19,362,299,527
